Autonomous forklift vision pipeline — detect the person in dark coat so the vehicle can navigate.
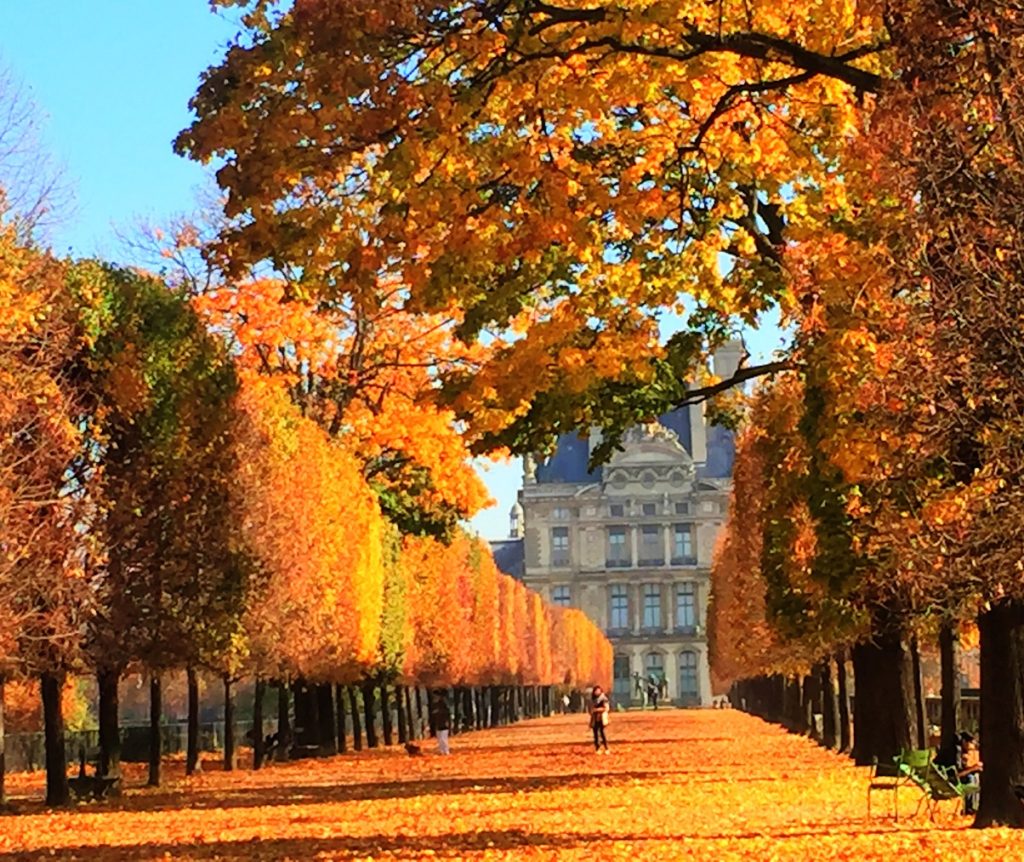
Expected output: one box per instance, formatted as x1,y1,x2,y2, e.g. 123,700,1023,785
429,691,452,755
589,685,610,754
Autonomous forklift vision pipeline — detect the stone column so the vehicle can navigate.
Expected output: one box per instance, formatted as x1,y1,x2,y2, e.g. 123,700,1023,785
630,525,639,568
631,582,642,634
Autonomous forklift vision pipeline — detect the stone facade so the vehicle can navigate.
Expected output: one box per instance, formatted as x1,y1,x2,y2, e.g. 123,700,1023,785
516,346,739,708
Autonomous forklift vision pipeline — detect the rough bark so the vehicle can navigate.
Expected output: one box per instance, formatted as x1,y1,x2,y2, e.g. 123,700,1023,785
223,675,236,772
348,686,363,751
253,677,266,770
186,666,200,775
381,683,394,746
851,631,917,766
0,675,5,806
836,650,852,754
975,600,1024,827
316,683,337,755
404,686,415,739
147,674,162,787
939,618,962,750
276,679,292,762
820,659,840,750
97,666,121,779
396,685,408,744
362,680,379,748
910,634,928,749
335,684,348,754
42,671,69,806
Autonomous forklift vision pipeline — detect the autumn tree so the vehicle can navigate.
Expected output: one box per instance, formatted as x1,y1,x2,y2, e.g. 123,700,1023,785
176,0,897,459
0,225,84,806
69,263,246,784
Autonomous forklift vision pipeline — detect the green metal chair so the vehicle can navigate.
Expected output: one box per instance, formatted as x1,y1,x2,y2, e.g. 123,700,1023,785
912,763,973,820
867,748,932,821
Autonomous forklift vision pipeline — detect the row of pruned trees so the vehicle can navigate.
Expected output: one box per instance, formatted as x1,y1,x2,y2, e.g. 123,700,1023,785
0,227,611,807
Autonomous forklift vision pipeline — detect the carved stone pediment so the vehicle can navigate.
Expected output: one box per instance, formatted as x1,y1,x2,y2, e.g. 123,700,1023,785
603,423,695,491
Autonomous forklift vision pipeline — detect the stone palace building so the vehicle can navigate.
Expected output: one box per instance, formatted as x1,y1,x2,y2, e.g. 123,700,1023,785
493,344,740,708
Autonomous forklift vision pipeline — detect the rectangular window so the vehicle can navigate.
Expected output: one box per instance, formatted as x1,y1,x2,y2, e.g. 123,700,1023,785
552,506,570,520
609,503,625,517
551,585,571,607
606,526,629,567
551,526,570,566
673,524,695,564
676,582,697,632
642,502,657,516
639,524,663,566
613,655,632,700
609,584,629,630
643,583,662,629
675,501,690,515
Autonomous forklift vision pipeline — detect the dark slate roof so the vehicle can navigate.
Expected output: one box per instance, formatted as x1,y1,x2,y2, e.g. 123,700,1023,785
658,407,692,454
535,407,693,484
490,538,525,580
535,433,602,484
700,423,736,479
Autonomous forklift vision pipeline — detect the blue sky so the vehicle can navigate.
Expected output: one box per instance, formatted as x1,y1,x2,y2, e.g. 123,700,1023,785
2,3,786,540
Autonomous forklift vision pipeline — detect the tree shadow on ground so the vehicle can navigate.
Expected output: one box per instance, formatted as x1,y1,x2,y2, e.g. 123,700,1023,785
0,823,970,862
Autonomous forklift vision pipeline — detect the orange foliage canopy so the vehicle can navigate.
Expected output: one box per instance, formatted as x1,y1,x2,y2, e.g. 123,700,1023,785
194,277,490,535
232,373,385,682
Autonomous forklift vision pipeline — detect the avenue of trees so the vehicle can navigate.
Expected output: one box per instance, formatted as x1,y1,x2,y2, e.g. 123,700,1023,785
172,0,1024,829
0,224,611,807
7,0,1024,831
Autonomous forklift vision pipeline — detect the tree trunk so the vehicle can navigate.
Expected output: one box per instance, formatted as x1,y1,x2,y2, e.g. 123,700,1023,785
253,677,266,770
223,675,236,772
836,650,852,754
148,673,162,787
362,680,379,748
396,685,408,744
97,666,121,780
0,675,5,807
317,684,337,756
348,686,363,751
975,600,1024,827
276,679,292,762
820,659,839,750
452,686,462,735
910,634,928,749
427,688,437,737
41,671,69,807
186,666,200,775
851,630,917,766
335,684,348,754
490,686,501,727
404,686,416,739
939,618,962,751
380,683,394,746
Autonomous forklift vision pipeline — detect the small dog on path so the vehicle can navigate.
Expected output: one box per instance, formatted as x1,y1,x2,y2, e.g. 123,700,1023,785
404,742,423,756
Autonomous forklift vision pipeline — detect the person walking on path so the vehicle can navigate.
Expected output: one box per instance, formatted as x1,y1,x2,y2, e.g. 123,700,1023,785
430,691,452,755
590,685,610,754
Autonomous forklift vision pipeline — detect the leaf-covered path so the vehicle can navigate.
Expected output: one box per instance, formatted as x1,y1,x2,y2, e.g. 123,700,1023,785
2,710,1023,860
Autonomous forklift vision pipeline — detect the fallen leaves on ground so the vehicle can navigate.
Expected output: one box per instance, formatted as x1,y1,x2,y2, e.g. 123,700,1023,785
1,711,1021,860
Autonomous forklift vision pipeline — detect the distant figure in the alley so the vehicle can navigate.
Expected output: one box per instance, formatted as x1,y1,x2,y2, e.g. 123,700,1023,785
430,691,452,756
590,684,610,754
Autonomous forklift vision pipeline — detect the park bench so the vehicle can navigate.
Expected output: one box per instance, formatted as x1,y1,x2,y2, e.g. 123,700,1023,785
68,747,121,802
867,748,931,821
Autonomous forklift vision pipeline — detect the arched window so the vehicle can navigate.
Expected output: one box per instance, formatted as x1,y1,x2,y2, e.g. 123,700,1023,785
644,651,665,683
679,650,700,706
